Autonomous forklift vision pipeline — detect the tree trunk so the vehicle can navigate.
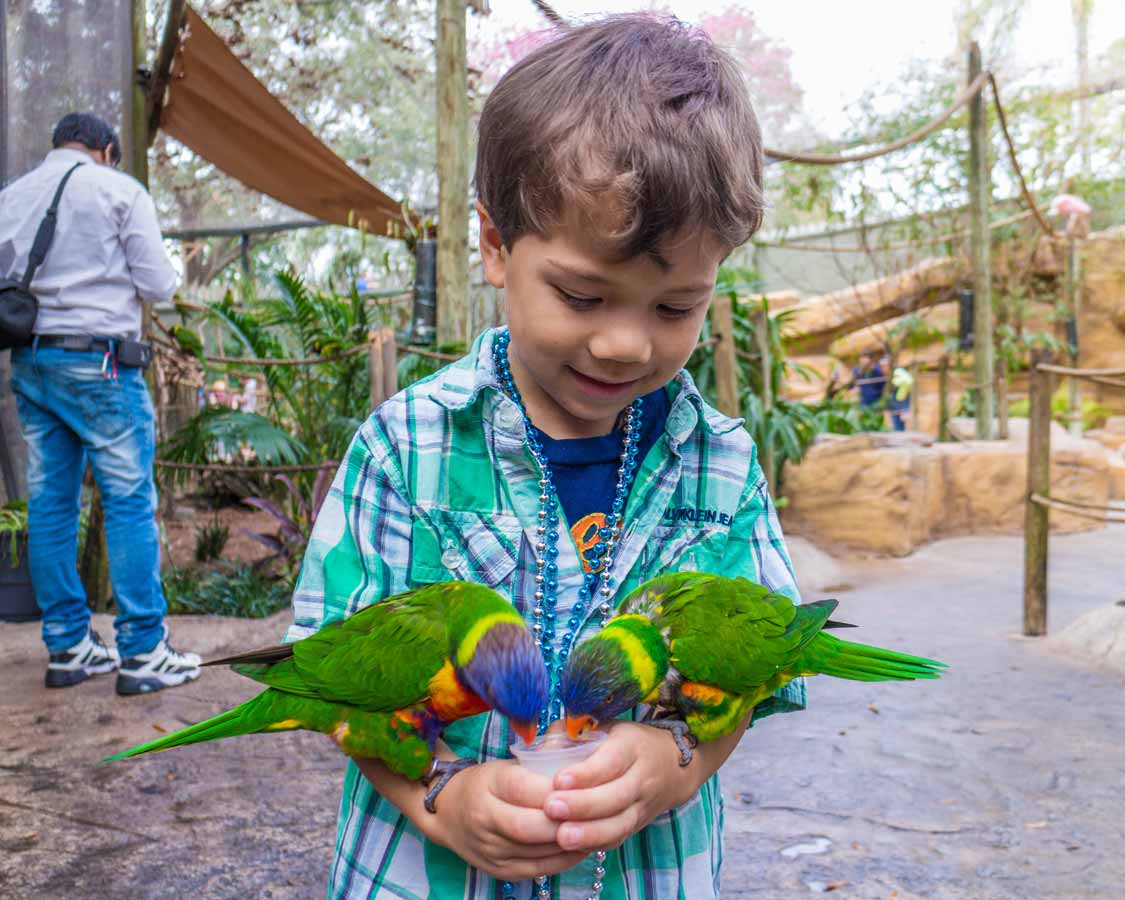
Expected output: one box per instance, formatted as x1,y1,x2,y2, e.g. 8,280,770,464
967,41,994,439
435,0,469,346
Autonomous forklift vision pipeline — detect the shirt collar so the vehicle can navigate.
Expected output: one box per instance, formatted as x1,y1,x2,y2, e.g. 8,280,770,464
46,147,95,166
429,326,744,443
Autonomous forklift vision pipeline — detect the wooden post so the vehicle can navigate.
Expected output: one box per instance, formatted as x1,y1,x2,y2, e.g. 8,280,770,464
996,358,1009,440
1023,351,1052,636
710,293,740,420
130,0,148,185
938,355,950,442
1066,236,1083,436
80,486,112,613
967,41,994,439
753,304,776,492
909,362,920,432
0,353,26,504
435,0,469,346
368,328,397,411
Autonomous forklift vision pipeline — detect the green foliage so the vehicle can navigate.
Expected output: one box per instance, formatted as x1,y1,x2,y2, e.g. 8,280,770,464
193,518,231,563
242,469,334,575
687,267,830,484
397,342,466,388
162,562,291,619
160,270,379,492
807,396,888,435
1008,387,1109,432
0,501,28,567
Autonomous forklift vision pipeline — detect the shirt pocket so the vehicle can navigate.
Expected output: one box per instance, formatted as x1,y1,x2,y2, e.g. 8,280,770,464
409,507,524,592
640,523,730,579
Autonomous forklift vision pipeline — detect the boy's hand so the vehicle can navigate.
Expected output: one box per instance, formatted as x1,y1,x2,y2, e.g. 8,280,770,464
541,717,750,852
426,758,589,880
542,722,699,852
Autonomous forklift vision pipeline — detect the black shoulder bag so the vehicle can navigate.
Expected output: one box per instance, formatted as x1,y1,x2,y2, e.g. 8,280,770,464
0,162,84,350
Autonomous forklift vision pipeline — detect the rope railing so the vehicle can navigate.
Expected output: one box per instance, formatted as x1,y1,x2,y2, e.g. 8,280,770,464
154,460,339,474
753,210,1034,254
762,72,990,166
986,74,1055,237
1036,363,1125,379
1029,493,1125,524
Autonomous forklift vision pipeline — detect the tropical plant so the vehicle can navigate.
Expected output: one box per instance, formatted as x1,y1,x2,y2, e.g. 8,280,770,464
1007,387,1109,432
194,517,231,563
687,267,826,488
162,562,291,619
242,468,334,574
397,341,466,389
159,270,383,495
0,501,28,567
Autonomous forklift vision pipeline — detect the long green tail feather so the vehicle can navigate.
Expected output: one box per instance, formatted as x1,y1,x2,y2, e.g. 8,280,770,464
101,697,275,763
801,632,946,682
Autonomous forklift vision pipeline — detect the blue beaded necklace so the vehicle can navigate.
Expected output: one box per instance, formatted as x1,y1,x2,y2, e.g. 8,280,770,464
494,329,635,900
493,329,644,728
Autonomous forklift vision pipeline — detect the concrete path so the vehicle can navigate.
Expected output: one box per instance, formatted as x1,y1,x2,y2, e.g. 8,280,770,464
1,527,1122,899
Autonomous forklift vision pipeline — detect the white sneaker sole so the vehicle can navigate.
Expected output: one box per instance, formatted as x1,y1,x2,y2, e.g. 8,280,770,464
116,666,201,696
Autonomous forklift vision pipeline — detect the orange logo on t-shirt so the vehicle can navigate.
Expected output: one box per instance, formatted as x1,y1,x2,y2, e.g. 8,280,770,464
571,512,607,574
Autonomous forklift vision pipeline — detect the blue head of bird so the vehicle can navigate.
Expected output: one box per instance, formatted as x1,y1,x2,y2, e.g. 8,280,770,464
458,621,548,746
560,617,670,739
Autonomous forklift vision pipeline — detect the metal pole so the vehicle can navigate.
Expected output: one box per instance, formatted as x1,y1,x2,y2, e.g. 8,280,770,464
967,41,994,439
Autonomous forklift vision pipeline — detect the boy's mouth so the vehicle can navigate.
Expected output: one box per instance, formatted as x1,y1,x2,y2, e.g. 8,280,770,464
568,367,641,399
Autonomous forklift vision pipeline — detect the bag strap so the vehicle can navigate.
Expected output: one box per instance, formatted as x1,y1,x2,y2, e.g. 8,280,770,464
20,162,85,291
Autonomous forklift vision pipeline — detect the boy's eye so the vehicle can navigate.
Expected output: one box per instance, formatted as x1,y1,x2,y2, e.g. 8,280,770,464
657,304,696,320
556,288,600,309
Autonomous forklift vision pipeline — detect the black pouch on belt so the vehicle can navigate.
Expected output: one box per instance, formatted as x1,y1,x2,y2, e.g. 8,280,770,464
115,340,153,369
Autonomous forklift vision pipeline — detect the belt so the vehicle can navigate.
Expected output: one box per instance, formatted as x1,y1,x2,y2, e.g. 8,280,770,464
35,334,131,353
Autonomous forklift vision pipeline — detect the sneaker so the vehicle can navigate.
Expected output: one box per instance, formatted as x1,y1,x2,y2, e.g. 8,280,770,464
45,629,120,688
116,626,202,696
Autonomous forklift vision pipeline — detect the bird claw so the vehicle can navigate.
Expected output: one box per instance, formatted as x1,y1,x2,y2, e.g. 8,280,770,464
422,757,478,813
645,719,697,766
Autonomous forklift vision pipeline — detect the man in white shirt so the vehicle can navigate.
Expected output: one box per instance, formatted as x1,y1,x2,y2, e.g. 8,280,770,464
0,113,201,694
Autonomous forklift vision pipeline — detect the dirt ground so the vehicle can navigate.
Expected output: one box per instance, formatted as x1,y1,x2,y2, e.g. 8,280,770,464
1,526,1123,900
160,502,278,571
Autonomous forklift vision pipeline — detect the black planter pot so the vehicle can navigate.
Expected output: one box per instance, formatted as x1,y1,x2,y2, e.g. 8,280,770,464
0,532,40,622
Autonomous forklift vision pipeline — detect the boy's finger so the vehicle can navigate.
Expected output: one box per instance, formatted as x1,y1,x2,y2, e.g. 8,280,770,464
491,762,555,808
555,804,642,852
490,805,563,850
543,775,635,823
553,738,632,791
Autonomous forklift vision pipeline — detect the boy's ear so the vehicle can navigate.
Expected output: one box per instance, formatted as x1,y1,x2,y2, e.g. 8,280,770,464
477,202,508,290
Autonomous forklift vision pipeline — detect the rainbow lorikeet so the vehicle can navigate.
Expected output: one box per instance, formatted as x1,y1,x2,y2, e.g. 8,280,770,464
560,573,945,763
104,583,548,810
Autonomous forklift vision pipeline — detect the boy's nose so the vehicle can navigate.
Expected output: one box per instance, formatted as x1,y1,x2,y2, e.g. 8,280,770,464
588,328,652,367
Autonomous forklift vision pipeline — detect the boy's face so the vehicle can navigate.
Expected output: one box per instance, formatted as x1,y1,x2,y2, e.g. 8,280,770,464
479,203,725,439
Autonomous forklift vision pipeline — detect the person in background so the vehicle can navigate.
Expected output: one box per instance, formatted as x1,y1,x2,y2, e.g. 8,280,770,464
0,112,201,694
849,349,887,410
887,365,914,431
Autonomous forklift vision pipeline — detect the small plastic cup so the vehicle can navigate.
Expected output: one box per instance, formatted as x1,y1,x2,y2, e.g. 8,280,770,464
510,730,608,779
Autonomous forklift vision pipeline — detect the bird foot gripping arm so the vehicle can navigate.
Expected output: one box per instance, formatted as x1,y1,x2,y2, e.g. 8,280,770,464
644,719,697,767
422,757,479,813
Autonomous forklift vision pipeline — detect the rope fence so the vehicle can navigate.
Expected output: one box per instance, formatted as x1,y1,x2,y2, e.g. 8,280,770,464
154,460,339,474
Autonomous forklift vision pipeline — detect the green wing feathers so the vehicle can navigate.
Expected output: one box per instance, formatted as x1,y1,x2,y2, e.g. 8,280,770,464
798,632,946,682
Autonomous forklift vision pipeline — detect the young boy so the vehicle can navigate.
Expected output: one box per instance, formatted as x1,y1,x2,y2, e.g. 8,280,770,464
287,14,804,899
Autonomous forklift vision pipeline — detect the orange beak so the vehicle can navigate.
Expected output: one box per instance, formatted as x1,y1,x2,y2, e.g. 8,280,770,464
565,714,595,741
512,720,538,747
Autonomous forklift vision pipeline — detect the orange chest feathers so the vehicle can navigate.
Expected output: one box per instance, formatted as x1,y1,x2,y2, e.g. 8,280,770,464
426,659,490,722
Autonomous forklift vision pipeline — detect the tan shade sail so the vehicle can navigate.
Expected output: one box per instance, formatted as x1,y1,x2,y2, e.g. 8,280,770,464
160,7,405,237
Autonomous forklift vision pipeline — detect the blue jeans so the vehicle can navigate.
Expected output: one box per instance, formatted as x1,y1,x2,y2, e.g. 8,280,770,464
11,345,166,657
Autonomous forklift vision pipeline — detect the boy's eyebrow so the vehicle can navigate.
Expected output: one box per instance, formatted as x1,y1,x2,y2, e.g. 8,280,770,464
545,258,712,296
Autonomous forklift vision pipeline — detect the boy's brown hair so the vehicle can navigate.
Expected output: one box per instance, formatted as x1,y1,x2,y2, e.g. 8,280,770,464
475,13,766,263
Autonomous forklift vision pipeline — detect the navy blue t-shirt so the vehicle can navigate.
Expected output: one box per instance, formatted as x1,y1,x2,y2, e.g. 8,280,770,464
537,386,670,575
854,364,886,407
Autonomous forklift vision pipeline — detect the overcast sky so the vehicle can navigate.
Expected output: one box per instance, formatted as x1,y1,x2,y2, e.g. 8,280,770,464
480,0,1124,135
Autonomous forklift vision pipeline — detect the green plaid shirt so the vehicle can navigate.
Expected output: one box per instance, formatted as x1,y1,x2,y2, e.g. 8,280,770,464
286,329,805,900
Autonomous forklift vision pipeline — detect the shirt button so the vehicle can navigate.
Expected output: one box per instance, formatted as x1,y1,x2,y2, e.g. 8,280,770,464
441,547,460,569
496,405,520,430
